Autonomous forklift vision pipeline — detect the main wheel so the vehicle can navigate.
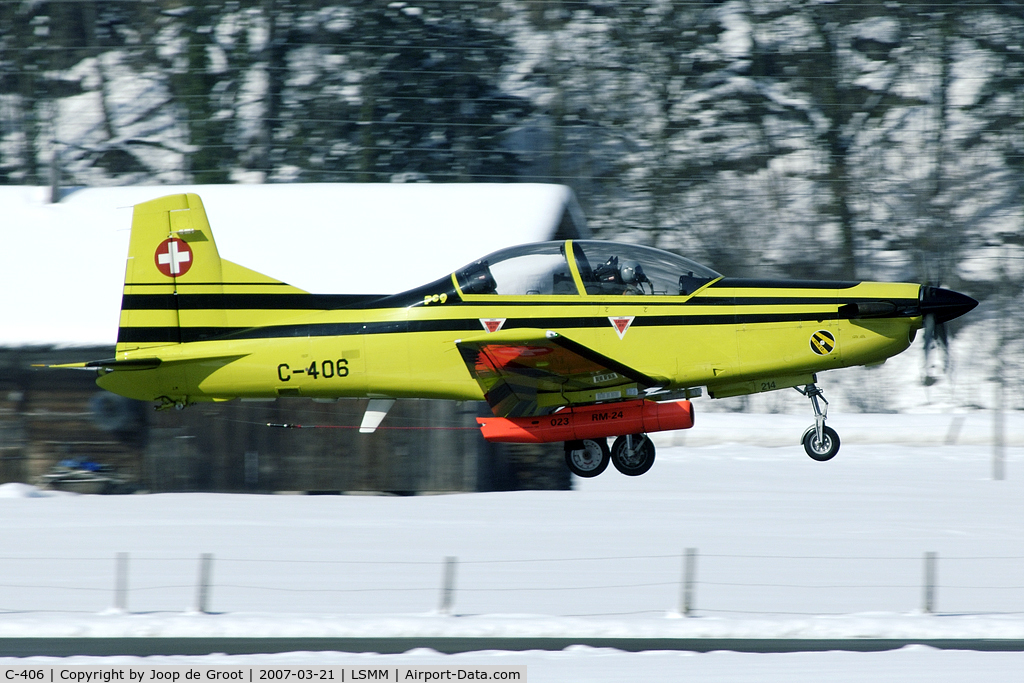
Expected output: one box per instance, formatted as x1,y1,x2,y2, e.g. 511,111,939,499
611,434,656,476
802,425,840,461
564,439,610,477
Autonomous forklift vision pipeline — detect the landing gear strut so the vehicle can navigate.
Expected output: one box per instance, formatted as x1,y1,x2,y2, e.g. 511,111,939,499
795,383,840,461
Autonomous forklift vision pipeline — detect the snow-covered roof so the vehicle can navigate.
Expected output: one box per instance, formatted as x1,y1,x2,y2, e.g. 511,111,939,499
2,183,587,346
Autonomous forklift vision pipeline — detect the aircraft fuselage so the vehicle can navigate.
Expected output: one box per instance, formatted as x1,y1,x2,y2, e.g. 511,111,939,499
97,278,924,406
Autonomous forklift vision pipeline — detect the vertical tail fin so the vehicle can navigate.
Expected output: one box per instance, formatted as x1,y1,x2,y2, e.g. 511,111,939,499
117,193,306,354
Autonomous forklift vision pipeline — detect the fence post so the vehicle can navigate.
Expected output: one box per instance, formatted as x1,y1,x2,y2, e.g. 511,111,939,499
993,269,1007,481
439,556,457,615
993,394,1006,481
113,552,129,613
681,547,698,616
194,553,214,614
923,551,938,614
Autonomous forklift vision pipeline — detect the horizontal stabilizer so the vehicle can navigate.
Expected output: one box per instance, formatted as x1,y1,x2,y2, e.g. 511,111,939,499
86,358,162,371
44,359,159,371
49,353,247,373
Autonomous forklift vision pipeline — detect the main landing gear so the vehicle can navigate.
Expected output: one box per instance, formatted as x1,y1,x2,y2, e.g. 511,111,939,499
564,434,656,477
564,439,609,478
795,383,840,461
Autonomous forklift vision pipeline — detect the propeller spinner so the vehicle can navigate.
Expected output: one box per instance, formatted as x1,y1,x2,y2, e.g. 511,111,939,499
918,285,978,384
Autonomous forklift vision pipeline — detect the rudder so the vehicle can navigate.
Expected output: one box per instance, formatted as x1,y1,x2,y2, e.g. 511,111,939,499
117,193,306,354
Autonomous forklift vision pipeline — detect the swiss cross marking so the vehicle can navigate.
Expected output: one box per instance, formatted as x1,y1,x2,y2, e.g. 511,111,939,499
155,238,193,277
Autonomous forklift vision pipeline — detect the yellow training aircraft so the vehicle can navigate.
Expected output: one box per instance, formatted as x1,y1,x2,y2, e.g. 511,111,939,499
62,193,977,477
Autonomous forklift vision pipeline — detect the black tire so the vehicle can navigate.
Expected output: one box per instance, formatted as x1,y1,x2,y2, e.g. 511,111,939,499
802,425,840,461
610,434,656,476
564,439,610,477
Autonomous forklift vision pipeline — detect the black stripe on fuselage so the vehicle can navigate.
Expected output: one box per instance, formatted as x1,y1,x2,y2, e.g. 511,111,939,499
690,296,839,306
116,308,890,345
711,278,860,289
120,292,898,312
121,293,388,311
118,327,182,344
691,296,920,309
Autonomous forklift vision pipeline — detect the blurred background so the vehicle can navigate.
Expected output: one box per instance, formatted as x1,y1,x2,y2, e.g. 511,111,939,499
1,1,1022,492
2,1,1021,281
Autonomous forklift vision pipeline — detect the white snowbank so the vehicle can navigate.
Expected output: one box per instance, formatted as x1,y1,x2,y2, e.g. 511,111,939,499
0,482,45,498
1,611,1022,641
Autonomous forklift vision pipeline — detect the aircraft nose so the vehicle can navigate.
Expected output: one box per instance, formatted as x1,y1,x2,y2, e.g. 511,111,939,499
919,286,978,324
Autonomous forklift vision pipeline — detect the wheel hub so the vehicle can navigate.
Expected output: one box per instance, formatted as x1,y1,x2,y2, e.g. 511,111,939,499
570,443,602,471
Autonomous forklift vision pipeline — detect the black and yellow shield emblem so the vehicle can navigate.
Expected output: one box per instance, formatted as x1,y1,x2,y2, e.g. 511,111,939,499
810,330,836,355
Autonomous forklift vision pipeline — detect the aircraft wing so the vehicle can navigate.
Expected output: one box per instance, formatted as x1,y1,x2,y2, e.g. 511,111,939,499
455,329,665,417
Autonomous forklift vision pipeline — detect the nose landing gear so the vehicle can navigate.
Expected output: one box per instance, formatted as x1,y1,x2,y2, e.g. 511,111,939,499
796,383,840,461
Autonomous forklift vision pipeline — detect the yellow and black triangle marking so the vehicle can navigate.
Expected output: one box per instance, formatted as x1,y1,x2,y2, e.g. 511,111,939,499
810,330,836,355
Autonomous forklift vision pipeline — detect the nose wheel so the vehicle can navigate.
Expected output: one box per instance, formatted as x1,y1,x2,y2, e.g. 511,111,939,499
796,383,840,461
801,424,840,461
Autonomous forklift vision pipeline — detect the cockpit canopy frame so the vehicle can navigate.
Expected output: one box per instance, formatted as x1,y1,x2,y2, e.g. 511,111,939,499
454,240,720,298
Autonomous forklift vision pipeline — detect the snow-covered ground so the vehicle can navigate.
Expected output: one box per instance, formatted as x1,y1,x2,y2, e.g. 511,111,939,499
1,414,1023,679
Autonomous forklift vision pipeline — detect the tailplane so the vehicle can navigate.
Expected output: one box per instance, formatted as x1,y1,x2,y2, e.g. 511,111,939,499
117,193,307,354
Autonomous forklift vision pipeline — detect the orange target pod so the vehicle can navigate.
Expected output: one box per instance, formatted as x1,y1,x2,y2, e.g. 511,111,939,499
477,399,694,444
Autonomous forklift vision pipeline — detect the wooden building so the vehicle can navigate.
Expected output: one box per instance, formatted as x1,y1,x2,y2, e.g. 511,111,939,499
0,346,569,493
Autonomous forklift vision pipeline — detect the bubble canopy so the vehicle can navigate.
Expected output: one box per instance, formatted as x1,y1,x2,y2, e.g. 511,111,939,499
454,240,721,297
